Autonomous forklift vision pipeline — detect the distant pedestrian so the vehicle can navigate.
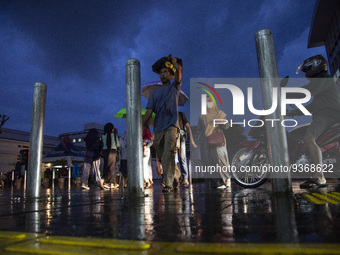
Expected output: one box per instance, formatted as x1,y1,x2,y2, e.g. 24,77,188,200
177,111,197,188
81,128,106,190
102,123,120,189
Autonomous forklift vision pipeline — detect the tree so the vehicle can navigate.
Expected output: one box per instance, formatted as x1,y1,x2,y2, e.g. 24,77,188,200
0,114,10,134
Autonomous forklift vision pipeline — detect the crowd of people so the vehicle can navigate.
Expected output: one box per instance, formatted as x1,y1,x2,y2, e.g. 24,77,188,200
1,54,334,191
79,53,338,192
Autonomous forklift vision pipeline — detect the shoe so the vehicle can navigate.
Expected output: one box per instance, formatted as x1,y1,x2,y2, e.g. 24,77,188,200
145,182,152,189
173,179,180,189
103,181,110,189
111,183,119,189
182,179,189,188
162,186,173,193
81,184,90,190
99,179,110,190
300,179,328,189
97,181,109,190
216,185,227,189
97,181,104,190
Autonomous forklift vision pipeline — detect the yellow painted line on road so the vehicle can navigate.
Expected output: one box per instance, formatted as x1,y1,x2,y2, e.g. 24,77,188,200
322,192,340,202
3,231,340,255
330,192,340,200
303,194,325,204
312,193,339,204
4,233,151,255
0,231,26,240
6,242,149,255
38,235,150,250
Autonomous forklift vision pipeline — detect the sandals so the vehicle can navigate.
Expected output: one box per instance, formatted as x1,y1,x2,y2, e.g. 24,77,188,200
145,182,152,189
162,186,173,193
182,179,189,188
173,179,180,189
300,179,328,189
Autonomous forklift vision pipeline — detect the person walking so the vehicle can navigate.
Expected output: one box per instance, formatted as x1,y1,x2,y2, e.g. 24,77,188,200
177,111,197,187
197,95,231,189
143,55,183,192
81,128,107,190
102,123,120,189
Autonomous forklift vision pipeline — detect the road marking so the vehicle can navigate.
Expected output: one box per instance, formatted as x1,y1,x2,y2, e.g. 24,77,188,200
303,192,340,204
322,192,340,202
3,231,340,254
39,235,150,250
303,194,325,204
312,193,339,204
0,231,27,240
330,192,340,199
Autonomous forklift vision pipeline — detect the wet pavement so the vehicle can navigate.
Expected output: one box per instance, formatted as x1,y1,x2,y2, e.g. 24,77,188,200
1,179,340,254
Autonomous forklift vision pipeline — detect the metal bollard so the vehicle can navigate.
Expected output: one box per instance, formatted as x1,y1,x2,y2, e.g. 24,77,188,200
255,29,292,194
273,194,298,242
27,82,47,199
126,59,144,198
25,199,40,233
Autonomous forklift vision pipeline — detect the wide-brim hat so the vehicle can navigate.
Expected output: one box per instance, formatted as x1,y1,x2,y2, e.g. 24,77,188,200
152,55,182,75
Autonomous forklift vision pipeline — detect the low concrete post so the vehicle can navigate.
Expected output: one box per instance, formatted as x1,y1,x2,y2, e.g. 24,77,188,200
255,29,291,193
126,59,144,198
27,82,47,199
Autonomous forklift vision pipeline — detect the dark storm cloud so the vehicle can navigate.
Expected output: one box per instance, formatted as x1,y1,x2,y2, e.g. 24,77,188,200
1,0,149,82
0,0,326,136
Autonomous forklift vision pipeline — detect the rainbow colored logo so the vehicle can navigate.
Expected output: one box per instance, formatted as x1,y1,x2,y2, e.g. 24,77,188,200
197,82,222,106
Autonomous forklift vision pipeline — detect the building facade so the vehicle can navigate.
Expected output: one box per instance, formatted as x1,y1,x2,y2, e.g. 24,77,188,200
0,123,105,176
0,128,59,175
59,122,105,149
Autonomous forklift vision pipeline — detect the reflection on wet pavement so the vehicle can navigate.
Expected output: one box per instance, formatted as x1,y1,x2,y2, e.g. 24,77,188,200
0,179,340,244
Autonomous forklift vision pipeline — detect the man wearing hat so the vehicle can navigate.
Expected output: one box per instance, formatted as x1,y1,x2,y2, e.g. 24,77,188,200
143,55,182,192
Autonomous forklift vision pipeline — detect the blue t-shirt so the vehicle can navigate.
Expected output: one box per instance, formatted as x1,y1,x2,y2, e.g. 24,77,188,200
146,80,182,134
